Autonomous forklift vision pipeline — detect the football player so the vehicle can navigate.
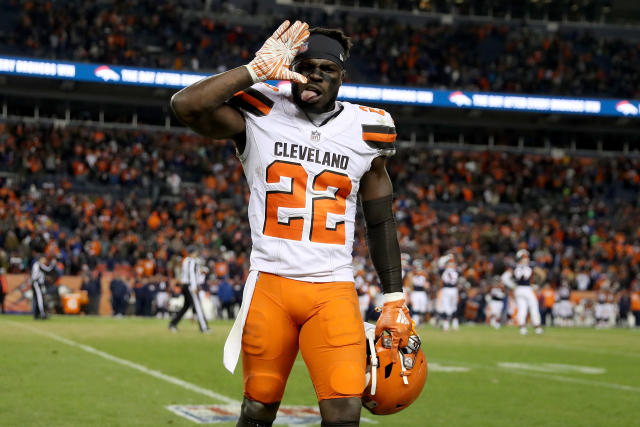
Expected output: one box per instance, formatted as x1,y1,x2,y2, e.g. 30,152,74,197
487,278,506,329
437,254,459,332
555,280,573,327
170,21,413,426
406,258,429,327
511,249,543,335
354,266,370,320
594,287,614,328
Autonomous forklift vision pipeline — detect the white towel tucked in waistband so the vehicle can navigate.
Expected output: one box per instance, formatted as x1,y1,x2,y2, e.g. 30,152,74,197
223,270,259,374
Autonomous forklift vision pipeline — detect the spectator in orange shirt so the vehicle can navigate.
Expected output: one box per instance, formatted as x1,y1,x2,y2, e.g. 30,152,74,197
540,283,556,326
631,283,640,327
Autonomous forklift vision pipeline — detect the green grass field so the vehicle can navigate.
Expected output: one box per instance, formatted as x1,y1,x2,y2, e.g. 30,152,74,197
1,315,639,426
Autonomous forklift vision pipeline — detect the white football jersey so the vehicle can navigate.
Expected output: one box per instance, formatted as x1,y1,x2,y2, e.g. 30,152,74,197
442,267,459,287
229,83,396,282
411,272,429,290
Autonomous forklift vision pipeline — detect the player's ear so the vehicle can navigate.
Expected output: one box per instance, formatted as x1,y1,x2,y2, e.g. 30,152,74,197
340,69,346,83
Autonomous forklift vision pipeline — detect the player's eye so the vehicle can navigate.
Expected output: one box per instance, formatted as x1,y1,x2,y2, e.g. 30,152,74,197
294,63,312,73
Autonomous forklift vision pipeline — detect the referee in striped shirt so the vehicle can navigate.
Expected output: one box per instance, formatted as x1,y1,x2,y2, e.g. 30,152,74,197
31,254,56,319
169,246,210,333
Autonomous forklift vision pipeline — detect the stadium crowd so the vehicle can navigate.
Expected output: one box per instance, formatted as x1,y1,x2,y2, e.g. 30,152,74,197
1,1,639,97
288,0,614,23
1,120,639,324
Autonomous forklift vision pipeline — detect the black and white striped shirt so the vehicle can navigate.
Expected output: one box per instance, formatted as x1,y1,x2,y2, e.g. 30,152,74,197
180,256,201,291
31,259,56,287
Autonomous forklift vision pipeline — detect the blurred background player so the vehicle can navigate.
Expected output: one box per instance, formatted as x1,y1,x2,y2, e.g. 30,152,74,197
512,249,543,335
500,262,516,326
594,287,614,329
354,265,370,320
30,251,58,320
487,278,506,329
169,246,209,333
555,281,574,327
407,258,429,327
155,275,170,319
438,254,460,331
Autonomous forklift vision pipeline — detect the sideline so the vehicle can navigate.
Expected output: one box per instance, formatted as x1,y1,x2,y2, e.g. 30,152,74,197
7,320,238,404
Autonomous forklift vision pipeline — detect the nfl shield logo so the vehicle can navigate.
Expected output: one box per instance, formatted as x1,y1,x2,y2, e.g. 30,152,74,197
311,130,321,142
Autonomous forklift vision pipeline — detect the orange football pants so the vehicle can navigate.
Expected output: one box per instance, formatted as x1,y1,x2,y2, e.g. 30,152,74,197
242,272,366,403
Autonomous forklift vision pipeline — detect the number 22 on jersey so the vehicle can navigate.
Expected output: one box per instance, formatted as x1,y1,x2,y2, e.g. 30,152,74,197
263,160,352,245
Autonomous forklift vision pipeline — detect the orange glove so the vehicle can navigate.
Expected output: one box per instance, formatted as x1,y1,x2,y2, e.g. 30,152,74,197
245,20,309,84
375,293,414,352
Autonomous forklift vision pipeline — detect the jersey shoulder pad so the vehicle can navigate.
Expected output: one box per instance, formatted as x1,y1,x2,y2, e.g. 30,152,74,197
356,104,396,156
227,83,279,117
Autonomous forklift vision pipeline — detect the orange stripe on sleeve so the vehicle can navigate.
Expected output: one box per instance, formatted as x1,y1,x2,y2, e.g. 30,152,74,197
233,91,272,116
362,132,396,143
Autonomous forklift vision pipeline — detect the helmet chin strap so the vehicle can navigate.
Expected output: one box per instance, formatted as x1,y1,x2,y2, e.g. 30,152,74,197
400,351,409,385
366,329,378,395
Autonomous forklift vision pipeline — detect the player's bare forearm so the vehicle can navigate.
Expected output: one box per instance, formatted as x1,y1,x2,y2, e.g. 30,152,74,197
170,66,252,138
359,156,393,201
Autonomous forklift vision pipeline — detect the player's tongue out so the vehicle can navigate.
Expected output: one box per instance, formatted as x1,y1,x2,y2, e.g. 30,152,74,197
301,89,320,102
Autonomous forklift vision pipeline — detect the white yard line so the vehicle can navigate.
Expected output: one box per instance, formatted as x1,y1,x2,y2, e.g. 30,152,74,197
497,367,640,392
538,343,640,359
433,358,640,393
9,320,378,425
9,320,238,404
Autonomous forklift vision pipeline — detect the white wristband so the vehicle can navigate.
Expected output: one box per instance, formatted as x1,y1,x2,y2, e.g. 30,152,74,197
383,292,404,303
244,64,260,84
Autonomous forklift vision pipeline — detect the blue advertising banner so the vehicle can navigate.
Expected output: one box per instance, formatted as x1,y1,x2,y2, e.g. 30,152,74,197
1,55,638,118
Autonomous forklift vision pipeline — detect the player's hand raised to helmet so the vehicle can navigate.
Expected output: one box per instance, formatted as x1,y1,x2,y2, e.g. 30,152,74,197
375,296,415,354
245,20,309,84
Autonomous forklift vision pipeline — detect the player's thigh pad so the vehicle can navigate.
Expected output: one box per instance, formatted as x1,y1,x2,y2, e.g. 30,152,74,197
299,282,366,401
242,275,299,404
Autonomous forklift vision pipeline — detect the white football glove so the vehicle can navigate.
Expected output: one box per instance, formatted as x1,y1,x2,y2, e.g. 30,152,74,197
245,20,309,84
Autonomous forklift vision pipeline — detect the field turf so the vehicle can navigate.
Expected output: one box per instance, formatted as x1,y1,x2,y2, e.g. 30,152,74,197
1,315,638,426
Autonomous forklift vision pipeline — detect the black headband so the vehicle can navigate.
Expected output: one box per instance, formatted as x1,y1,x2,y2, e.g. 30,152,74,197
292,33,346,69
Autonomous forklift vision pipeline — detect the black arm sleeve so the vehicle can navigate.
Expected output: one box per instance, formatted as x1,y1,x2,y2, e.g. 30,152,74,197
362,195,403,294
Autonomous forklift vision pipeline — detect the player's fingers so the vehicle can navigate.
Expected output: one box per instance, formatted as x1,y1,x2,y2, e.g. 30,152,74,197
390,336,404,362
284,20,305,42
282,69,307,84
272,20,290,39
374,324,384,339
292,28,310,50
295,22,310,41
397,334,409,349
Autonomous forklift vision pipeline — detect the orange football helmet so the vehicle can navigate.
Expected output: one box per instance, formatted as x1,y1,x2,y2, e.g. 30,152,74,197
362,326,427,415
